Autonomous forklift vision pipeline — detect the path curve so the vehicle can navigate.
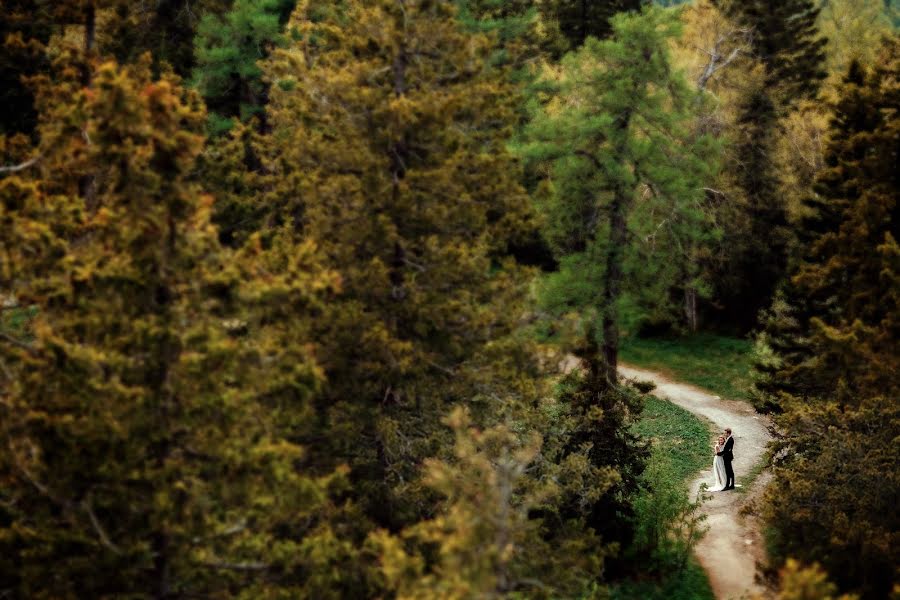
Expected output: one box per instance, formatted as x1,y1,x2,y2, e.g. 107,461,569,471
619,364,772,599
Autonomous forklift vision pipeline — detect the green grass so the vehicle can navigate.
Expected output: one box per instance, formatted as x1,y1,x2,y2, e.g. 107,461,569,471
620,333,753,400
632,394,714,482
610,557,715,600
608,395,716,599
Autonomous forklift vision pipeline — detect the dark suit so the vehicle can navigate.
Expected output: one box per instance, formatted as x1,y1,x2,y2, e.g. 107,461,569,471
717,435,735,489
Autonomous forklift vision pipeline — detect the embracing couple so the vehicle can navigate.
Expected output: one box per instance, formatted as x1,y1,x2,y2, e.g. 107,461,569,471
710,427,736,491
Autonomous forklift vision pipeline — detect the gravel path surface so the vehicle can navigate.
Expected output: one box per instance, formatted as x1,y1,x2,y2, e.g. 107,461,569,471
619,364,773,600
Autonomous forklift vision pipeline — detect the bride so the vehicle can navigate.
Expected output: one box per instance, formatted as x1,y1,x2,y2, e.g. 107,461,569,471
710,435,728,492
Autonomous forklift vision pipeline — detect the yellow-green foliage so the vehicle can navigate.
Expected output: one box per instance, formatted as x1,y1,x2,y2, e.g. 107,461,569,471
758,39,900,600
371,406,610,599
261,0,539,525
0,57,344,598
768,560,859,600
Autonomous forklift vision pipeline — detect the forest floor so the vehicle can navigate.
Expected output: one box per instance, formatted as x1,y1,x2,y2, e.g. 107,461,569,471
620,364,773,600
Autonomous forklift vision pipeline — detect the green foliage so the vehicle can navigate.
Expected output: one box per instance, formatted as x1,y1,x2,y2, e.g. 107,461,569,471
717,0,827,104
709,0,828,330
257,2,552,589
621,334,753,400
769,560,859,600
629,397,709,572
631,395,712,480
817,0,894,77
754,41,900,410
550,369,649,571
456,0,568,71
521,5,721,382
0,56,349,598
193,0,294,134
611,558,714,600
612,394,712,597
94,1,233,76
371,406,610,599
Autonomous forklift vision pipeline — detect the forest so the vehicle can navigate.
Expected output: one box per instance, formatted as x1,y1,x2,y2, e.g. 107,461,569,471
0,0,897,598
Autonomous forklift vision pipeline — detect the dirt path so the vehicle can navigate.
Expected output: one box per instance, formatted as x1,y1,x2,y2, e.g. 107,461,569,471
619,364,773,600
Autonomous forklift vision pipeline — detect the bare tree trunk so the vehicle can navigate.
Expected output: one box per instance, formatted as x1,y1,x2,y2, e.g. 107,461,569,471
684,285,698,332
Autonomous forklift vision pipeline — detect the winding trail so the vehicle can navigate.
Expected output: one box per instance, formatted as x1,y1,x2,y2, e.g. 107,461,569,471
619,364,773,599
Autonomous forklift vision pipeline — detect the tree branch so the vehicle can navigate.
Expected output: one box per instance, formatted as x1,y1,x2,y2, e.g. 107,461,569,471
82,494,122,554
0,155,40,174
196,559,269,572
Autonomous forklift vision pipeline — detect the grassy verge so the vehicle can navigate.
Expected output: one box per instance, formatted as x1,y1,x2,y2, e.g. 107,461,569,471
632,394,714,481
610,557,715,600
609,394,716,600
620,333,753,400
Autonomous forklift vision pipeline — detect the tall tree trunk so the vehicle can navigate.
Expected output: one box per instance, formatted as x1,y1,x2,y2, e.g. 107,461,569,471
601,186,628,386
684,285,698,332
599,111,633,386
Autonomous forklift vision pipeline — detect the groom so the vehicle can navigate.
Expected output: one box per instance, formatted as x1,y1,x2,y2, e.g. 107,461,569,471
717,427,735,490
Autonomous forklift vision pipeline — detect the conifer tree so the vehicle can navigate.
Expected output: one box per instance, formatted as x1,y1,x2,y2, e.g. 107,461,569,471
192,0,295,135
457,0,568,68
100,0,233,76
716,0,827,103
709,0,828,327
0,57,345,598
521,5,720,385
754,42,899,409
371,406,612,598
262,0,538,530
0,0,54,136
757,40,900,599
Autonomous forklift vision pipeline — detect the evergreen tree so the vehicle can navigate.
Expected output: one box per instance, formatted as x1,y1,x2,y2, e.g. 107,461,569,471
0,0,54,136
770,560,859,600
192,0,295,135
262,0,538,530
106,1,235,76
754,43,899,409
0,57,346,598
457,0,569,67
521,5,721,385
757,40,900,599
716,0,827,103
709,0,828,328
371,406,613,598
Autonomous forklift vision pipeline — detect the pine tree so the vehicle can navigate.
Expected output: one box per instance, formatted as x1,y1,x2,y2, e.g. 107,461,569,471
0,0,54,136
0,57,346,598
371,406,612,598
192,0,295,135
521,5,721,385
261,0,538,530
754,42,899,409
769,560,859,600
456,0,568,68
757,39,900,599
716,0,827,103
709,0,828,328
100,0,233,76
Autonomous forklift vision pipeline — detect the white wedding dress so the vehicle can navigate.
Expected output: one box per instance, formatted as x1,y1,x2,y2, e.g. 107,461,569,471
709,445,727,492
